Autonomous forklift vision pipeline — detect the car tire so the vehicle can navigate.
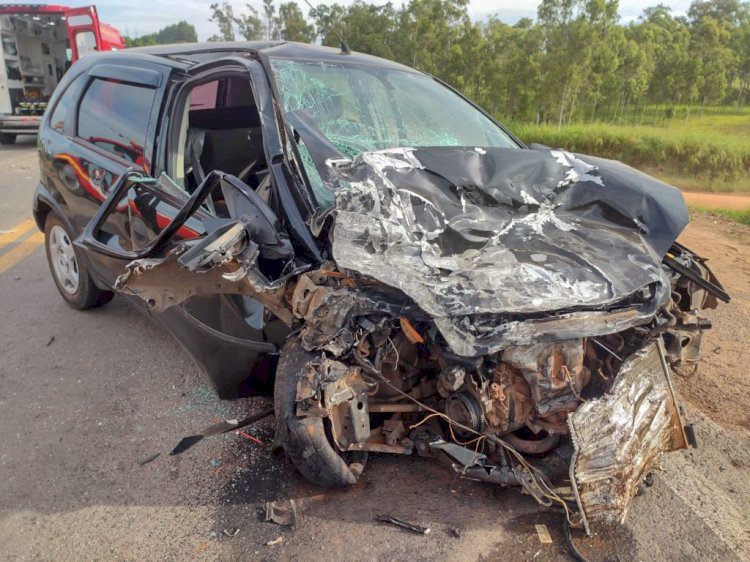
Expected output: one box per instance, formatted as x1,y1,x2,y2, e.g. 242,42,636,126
44,214,113,310
274,336,367,487
0,133,16,145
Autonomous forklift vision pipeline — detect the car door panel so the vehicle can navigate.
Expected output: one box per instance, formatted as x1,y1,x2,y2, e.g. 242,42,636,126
62,63,170,284
62,59,302,395
140,63,295,392
77,166,295,394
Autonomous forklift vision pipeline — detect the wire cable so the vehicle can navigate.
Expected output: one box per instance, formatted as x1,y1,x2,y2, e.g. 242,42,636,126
374,370,583,527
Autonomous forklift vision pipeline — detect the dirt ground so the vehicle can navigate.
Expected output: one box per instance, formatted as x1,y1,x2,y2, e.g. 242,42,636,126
682,191,750,211
1,142,749,561
676,215,750,430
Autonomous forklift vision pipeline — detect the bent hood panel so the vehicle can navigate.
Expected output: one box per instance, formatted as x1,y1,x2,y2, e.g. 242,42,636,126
327,147,685,354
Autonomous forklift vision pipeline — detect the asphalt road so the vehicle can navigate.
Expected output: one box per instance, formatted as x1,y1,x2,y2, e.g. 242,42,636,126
1,139,749,561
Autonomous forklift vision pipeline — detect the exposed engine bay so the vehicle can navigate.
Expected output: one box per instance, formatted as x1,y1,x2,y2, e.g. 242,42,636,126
110,146,729,534
285,242,721,531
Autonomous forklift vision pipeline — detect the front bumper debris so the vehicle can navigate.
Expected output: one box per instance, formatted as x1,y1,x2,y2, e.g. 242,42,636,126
568,339,688,534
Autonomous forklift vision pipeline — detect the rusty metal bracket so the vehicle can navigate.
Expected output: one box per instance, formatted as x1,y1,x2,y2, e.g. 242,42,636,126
115,251,293,325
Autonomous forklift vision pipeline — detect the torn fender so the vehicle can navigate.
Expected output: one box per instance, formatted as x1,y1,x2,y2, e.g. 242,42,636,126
568,339,687,534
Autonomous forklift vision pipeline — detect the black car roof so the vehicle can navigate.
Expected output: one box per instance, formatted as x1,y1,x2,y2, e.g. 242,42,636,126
124,41,420,73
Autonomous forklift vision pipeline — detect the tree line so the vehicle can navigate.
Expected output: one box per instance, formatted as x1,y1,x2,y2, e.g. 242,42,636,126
124,21,198,47
138,0,750,125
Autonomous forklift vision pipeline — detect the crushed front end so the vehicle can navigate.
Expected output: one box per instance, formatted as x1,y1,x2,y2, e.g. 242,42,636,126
280,147,728,532
113,147,728,533
285,253,721,533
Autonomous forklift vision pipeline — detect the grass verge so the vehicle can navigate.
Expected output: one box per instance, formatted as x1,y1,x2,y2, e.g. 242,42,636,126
510,119,750,192
689,206,750,226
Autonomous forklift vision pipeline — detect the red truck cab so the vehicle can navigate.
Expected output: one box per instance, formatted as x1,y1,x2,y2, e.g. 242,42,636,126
0,4,124,144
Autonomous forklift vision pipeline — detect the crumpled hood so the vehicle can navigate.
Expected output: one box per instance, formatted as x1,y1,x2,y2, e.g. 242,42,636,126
326,146,686,356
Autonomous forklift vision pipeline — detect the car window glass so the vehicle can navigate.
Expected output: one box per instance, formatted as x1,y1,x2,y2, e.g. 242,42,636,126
297,139,333,207
48,73,86,134
189,81,218,110
387,72,509,147
77,78,156,165
270,59,518,208
270,59,517,158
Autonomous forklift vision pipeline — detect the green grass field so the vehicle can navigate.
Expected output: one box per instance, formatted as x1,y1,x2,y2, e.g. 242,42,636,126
688,206,750,226
509,110,750,193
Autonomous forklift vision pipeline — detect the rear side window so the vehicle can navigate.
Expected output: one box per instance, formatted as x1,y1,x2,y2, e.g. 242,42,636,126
189,81,218,110
188,77,253,110
77,78,156,165
48,74,86,134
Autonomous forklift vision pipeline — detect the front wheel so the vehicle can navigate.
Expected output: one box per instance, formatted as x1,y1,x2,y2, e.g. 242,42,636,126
274,336,367,487
0,133,17,145
44,214,113,309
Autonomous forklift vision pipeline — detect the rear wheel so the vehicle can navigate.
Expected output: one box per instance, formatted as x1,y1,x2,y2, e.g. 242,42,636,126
0,133,17,145
44,214,113,310
274,336,367,487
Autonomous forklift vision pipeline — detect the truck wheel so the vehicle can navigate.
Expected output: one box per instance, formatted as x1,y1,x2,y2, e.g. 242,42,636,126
0,133,17,145
274,336,367,487
44,214,113,310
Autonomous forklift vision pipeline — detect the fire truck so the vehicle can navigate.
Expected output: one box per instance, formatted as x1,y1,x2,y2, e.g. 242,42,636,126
0,4,124,144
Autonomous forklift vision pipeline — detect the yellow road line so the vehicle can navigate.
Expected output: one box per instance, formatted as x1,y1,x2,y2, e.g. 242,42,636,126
0,231,44,275
0,218,37,249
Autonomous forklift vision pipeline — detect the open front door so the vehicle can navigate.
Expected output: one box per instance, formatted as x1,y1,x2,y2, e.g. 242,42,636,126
65,6,103,62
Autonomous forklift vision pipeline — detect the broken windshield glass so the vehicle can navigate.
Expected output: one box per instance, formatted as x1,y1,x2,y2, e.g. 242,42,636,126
269,58,519,206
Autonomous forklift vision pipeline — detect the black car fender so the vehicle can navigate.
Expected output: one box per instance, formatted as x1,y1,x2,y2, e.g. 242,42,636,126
32,181,111,291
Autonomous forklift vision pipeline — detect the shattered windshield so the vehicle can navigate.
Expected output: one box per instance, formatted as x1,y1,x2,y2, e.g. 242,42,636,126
269,58,519,206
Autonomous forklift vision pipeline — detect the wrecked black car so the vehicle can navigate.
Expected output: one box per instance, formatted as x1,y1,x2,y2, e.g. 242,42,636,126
33,42,728,533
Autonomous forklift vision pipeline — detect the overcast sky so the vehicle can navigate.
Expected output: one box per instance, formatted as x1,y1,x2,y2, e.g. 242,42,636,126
73,0,694,40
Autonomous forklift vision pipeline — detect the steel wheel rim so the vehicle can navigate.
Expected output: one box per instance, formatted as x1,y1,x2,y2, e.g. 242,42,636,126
49,224,79,295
